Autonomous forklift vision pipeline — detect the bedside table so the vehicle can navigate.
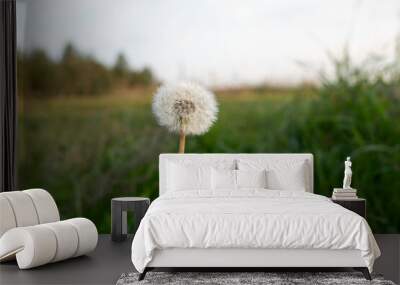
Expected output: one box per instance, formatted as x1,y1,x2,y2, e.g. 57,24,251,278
331,198,366,218
111,197,150,242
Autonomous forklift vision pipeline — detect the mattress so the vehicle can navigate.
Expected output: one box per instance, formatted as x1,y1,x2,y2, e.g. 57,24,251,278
131,190,380,273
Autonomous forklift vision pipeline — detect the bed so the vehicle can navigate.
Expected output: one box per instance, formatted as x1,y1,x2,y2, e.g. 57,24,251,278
131,154,380,280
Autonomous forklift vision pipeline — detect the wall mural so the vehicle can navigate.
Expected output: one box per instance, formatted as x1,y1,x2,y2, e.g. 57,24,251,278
16,0,400,233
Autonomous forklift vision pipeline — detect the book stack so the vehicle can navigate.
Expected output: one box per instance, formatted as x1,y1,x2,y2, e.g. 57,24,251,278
332,188,358,200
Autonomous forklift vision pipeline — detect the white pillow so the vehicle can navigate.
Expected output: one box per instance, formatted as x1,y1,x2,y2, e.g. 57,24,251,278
238,159,308,191
266,167,306,191
212,169,268,190
212,169,237,190
236,169,267,189
167,162,212,191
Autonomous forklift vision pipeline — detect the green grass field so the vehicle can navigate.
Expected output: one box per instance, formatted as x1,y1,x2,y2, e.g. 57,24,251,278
17,65,400,234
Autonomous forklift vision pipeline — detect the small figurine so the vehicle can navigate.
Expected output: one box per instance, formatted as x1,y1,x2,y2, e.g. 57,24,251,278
343,157,352,189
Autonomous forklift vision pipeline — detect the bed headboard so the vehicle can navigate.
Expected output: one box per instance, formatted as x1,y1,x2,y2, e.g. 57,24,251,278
159,153,314,195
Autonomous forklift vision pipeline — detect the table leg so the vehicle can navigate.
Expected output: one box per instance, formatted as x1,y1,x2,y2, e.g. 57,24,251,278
111,201,127,242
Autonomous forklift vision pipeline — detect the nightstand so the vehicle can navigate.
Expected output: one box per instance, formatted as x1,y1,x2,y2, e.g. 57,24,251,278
111,197,150,242
331,198,366,218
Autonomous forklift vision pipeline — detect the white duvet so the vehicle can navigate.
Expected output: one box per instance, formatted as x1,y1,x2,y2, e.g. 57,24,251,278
131,190,380,273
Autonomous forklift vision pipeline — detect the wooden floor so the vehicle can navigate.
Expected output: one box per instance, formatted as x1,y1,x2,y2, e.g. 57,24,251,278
0,234,399,285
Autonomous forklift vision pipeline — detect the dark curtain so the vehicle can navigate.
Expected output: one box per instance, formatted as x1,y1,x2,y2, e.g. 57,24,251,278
0,0,17,192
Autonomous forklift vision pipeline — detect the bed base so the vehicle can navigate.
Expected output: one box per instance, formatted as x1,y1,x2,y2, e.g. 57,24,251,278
138,248,372,281
138,267,371,281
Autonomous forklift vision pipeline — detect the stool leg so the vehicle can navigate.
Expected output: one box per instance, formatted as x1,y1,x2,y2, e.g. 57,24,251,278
122,211,127,236
112,202,127,242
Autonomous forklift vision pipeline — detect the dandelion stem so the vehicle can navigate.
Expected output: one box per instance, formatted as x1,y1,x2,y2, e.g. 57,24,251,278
178,130,186,153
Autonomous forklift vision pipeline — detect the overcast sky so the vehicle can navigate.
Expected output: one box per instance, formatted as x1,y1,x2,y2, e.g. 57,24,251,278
17,0,400,87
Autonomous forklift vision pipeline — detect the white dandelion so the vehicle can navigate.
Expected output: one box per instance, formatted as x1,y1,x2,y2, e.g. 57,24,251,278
152,82,218,153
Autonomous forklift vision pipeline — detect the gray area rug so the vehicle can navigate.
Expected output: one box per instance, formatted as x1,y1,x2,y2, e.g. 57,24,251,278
116,272,396,285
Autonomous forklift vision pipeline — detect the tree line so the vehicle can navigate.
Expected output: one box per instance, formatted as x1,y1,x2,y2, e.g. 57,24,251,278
17,43,156,97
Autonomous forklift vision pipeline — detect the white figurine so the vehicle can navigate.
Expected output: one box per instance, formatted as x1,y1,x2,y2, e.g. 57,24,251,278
343,157,352,189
